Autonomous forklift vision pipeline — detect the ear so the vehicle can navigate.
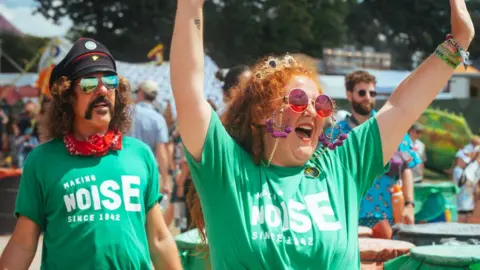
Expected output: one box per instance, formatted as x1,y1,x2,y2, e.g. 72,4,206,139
346,90,353,102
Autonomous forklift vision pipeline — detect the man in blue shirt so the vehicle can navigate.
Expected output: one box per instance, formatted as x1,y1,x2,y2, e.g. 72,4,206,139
325,70,421,227
131,80,171,196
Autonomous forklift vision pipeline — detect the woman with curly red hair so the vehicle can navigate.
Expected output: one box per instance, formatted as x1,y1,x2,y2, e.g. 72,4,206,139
170,0,474,269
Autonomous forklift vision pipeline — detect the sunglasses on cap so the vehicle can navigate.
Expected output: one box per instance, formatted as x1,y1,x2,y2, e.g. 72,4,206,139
356,89,377,98
283,88,333,118
79,74,119,94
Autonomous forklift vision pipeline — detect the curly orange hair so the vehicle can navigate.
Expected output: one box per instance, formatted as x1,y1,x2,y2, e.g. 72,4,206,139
187,55,323,258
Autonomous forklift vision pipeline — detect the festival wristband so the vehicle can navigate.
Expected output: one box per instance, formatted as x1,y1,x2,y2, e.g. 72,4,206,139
446,34,470,69
438,43,461,64
435,48,460,69
435,44,461,69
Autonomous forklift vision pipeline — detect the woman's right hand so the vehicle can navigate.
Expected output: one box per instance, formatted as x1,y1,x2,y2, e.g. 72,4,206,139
170,0,210,162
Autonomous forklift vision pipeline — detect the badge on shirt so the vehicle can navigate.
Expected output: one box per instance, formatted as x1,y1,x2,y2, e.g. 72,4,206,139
304,166,321,178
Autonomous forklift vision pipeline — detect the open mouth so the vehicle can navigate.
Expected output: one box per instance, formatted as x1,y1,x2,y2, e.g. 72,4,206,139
295,124,314,140
93,102,108,108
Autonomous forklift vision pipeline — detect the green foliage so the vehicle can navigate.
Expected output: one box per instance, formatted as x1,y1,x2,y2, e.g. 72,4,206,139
347,0,480,69
0,33,49,72
31,0,480,69
33,0,352,67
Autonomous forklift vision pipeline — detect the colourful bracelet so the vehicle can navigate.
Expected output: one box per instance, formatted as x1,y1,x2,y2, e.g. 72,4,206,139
446,34,470,69
438,42,461,62
435,44,461,69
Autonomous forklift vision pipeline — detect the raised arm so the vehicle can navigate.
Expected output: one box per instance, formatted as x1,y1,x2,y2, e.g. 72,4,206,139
170,0,211,161
376,0,475,164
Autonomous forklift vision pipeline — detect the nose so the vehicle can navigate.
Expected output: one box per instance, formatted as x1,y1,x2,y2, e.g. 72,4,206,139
303,100,316,117
96,81,109,94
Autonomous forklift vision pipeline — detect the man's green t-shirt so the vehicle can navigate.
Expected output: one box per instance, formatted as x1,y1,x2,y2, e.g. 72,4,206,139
184,109,387,270
15,136,161,270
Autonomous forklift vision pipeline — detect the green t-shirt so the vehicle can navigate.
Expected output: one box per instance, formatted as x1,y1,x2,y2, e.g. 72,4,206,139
15,136,161,270
184,109,387,270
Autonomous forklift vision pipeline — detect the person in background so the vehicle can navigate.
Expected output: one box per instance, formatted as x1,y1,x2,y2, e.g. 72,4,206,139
216,65,252,115
408,122,427,182
5,114,21,168
454,136,480,223
130,80,172,198
18,101,38,137
326,70,420,227
16,127,39,168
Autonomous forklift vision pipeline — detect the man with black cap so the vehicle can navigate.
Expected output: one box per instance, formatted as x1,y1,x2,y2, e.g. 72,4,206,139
0,38,181,269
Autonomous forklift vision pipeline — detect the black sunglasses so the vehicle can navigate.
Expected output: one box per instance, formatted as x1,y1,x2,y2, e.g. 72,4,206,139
357,89,377,98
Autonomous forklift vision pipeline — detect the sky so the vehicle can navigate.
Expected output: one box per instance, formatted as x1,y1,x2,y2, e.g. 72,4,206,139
1,0,72,37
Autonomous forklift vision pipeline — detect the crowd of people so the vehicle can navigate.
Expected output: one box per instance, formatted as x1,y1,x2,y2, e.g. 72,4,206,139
0,101,41,169
0,0,478,269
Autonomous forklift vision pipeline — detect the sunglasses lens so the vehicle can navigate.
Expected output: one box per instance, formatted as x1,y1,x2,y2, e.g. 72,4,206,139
288,89,309,113
80,78,98,93
370,91,377,97
358,90,366,97
102,75,119,89
315,94,333,117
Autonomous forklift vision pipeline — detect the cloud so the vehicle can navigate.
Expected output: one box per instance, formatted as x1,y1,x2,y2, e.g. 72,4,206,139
0,3,72,37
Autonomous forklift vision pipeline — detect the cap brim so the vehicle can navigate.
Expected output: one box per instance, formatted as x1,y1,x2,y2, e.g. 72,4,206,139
72,66,117,80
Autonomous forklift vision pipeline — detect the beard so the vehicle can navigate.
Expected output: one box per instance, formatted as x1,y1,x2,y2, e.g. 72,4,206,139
352,99,375,116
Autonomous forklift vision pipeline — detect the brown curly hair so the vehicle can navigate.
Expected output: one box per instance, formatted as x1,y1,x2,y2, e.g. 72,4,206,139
41,76,133,140
187,55,323,258
344,70,377,92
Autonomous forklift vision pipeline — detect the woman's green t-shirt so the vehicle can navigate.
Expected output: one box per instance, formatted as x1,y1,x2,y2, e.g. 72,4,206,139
185,109,387,270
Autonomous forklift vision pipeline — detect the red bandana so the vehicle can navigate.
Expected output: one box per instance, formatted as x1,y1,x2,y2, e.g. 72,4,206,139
64,129,122,157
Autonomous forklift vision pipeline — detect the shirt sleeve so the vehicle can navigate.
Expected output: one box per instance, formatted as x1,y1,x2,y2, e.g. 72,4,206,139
14,154,45,230
334,117,389,197
184,107,251,196
144,146,162,213
155,115,169,144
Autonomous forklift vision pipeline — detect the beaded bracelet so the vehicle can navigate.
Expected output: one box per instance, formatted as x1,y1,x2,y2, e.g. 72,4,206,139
446,34,470,69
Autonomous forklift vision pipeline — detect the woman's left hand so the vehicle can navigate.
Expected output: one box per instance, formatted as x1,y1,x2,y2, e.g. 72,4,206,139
450,0,475,49
401,204,415,225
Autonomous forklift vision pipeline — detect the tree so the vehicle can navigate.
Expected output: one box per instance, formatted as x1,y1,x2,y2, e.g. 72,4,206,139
34,0,354,67
35,0,177,62
347,0,480,69
0,33,49,73
205,0,354,67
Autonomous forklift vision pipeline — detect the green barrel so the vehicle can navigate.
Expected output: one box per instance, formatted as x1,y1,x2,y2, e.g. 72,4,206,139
394,223,480,246
385,245,480,270
414,182,459,223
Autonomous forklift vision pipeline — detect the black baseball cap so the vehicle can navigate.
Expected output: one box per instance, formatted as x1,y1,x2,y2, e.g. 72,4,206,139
49,38,117,90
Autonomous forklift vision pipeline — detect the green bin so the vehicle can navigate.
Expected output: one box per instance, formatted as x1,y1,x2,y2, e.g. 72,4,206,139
394,223,480,246
385,245,480,270
174,229,210,270
414,182,459,223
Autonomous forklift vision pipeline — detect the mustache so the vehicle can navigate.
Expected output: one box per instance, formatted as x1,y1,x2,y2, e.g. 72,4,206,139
84,95,114,120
